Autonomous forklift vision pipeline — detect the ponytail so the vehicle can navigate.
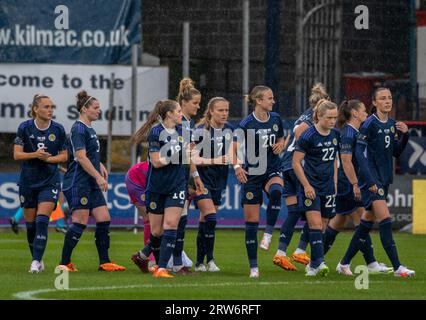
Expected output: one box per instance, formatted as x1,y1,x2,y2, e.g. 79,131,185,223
131,100,178,145
177,78,201,105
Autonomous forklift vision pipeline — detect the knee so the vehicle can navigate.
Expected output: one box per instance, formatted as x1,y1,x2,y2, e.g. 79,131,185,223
269,184,282,206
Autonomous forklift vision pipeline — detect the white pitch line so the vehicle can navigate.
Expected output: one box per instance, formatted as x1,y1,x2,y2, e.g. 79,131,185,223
14,280,393,300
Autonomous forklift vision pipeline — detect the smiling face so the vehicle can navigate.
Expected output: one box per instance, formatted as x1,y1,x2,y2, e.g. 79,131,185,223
33,97,55,121
373,89,392,114
255,89,275,112
168,103,183,125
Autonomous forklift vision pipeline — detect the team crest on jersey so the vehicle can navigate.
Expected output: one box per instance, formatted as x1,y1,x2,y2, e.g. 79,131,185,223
378,188,385,196
150,202,157,210
48,134,56,142
304,199,312,207
140,194,146,202
178,136,184,143
273,124,279,132
391,126,395,133
80,197,88,205
225,132,231,140
333,138,337,146
20,195,25,203
203,189,209,195
246,192,254,200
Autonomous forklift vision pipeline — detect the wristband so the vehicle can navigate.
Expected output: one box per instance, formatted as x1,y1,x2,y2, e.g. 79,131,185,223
233,164,241,170
192,171,199,178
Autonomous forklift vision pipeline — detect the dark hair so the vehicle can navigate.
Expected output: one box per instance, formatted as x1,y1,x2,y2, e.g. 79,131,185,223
244,85,271,107
197,97,229,130
76,90,97,112
176,78,201,105
337,99,363,128
132,99,179,145
31,94,49,118
371,87,390,115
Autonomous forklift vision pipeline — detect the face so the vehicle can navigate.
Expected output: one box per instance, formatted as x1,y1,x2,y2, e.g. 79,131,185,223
256,89,275,111
352,103,368,123
34,97,55,121
168,104,182,125
318,108,338,129
182,94,201,118
83,100,101,121
373,89,392,114
210,101,229,126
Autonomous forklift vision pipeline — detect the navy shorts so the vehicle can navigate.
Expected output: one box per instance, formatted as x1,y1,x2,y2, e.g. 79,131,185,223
146,188,186,214
282,169,301,197
19,184,60,209
241,168,282,206
63,186,106,214
194,188,223,207
300,193,336,219
361,184,389,211
336,192,363,215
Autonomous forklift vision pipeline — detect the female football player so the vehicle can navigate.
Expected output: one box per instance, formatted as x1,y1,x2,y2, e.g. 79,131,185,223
58,90,126,272
14,94,67,273
232,86,285,278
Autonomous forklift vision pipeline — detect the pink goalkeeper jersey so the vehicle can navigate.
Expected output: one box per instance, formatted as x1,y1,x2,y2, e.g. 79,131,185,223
127,161,149,188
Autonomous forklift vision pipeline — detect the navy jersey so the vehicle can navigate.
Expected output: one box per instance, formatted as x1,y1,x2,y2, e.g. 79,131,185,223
355,114,408,187
281,108,314,172
177,116,195,182
295,126,340,195
194,122,234,190
14,119,66,188
337,124,359,196
146,123,186,194
63,121,101,190
234,112,284,173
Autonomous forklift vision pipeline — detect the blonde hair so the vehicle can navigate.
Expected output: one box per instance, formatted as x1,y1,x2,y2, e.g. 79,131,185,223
176,78,201,105
31,94,49,118
313,99,338,123
309,83,329,108
131,100,179,145
197,97,229,130
244,85,271,107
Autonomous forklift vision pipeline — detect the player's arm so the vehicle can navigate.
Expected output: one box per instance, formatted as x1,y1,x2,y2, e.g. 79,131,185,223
149,151,168,168
45,150,68,164
75,149,108,192
340,153,361,201
292,150,315,200
231,129,248,184
190,159,205,195
272,118,286,154
13,144,51,161
354,129,377,192
334,158,338,196
294,122,310,140
393,122,409,158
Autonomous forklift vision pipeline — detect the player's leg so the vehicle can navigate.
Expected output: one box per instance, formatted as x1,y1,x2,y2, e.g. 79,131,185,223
9,207,23,234
305,208,328,277
260,177,283,251
372,199,414,277
30,199,56,272
324,214,347,255
197,195,219,272
172,199,189,272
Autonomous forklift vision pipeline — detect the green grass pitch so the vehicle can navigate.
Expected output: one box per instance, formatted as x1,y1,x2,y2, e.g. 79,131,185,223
1,230,425,300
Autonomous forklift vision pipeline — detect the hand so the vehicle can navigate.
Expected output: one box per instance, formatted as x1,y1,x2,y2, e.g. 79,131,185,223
369,184,378,193
96,175,108,192
304,184,316,200
100,163,108,181
353,184,361,201
272,141,285,155
235,166,248,184
34,148,51,161
194,176,206,196
395,122,408,134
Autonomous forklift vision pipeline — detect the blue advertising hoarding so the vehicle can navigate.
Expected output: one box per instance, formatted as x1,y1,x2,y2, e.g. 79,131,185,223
0,172,288,229
0,0,141,64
